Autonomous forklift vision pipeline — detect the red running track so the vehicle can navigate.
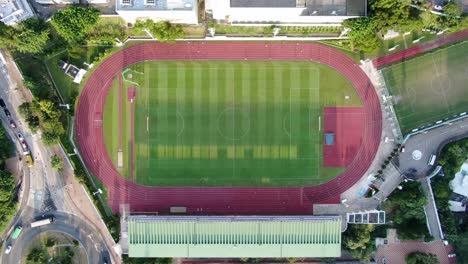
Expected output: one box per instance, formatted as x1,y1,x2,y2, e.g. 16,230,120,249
76,42,382,214
373,29,468,69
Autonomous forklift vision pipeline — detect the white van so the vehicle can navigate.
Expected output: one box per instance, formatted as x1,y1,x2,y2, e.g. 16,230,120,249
428,154,436,166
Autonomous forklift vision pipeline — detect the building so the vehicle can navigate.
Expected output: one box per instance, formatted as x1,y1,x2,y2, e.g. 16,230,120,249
116,0,198,25
0,0,34,26
58,60,87,84
125,215,342,258
206,0,367,25
449,161,468,212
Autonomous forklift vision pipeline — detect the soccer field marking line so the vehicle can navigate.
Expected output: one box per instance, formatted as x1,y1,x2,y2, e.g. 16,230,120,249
176,111,185,137
318,115,321,131
430,54,451,112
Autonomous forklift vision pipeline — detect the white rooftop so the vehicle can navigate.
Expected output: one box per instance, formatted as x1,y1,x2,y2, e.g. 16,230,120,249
116,0,198,24
0,0,34,25
206,0,366,24
450,162,468,197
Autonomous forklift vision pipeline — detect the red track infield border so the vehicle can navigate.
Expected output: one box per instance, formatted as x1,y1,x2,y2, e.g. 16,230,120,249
76,42,382,214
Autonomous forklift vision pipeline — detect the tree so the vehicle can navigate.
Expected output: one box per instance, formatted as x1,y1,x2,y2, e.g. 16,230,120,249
369,0,413,32
342,224,376,261
45,237,56,247
38,100,61,120
443,2,463,18
0,124,13,163
14,18,50,54
0,22,16,49
405,252,439,264
135,20,185,42
51,155,64,171
0,170,15,202
343,17,381,52
51,6,100,44
27,248,46,262
383,181,429,240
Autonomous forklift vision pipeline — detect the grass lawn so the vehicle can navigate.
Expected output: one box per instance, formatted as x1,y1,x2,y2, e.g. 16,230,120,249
370,31,442,59
382,41,468,134
103,60,361,187
103,76,131,179
45,46,113,103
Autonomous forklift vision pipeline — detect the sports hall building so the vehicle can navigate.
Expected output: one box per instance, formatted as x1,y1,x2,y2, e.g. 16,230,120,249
124,215,342,258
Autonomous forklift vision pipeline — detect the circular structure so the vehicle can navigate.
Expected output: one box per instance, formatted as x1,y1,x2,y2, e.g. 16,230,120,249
412,150,423,160
76,42,382,214
217,108,251,141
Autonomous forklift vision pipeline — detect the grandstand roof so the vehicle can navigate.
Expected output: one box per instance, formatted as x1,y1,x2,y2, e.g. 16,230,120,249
127,215,342,258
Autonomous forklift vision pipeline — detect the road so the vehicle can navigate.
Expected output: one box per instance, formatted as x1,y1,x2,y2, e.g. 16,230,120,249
397,117,468,178
1,211,110,264
0,50,116,263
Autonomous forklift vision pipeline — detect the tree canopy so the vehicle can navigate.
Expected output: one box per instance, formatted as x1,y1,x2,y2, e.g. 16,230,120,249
0,18,50,54
135,20,185,42
343,0,466,52
51,155,64,171
342,17,381,52
51,6,100,44
342,224,376,261
383,181,430,240
405,252,439,264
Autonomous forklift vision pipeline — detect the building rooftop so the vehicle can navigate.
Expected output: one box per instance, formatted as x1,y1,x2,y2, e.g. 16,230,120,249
230,0,297,8
0,0,34,25
116,0,194,11
127,215,342,258
206,0,366,24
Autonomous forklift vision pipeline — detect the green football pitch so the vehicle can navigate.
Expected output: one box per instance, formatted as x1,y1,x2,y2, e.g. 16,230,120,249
103,60,361,187
382,41,468,134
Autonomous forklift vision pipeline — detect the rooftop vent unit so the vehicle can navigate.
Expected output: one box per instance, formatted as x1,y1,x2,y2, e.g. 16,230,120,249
145,0,155,5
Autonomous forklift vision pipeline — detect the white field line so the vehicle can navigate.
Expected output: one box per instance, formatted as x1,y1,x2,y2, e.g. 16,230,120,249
318,116,321,131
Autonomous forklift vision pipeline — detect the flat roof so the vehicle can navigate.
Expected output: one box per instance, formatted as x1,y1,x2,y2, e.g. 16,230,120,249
128,215,342,258
231,0,297,7
116,0,194,11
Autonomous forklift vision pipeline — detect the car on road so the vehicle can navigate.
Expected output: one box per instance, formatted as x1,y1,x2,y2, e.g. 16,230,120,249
4,245,12,254
18,133,24,141
9,119,16,128
4,108,11,117
0,98,5,108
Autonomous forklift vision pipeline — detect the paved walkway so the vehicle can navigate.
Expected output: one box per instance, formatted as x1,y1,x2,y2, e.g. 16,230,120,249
375,239,455,264
420,178,443,240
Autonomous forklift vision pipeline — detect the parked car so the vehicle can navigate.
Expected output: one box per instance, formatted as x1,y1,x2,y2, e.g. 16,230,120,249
9,119,16,128
0,98,5,108
4,245,12,254
4,108,11,117
18,133,24,141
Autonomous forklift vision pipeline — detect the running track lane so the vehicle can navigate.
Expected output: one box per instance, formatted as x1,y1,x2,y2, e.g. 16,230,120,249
118,74,123,151
373,29,468,69
76,42,383,214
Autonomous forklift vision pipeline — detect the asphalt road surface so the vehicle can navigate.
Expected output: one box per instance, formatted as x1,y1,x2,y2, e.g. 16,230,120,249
1,211,110,264
398,117,468,178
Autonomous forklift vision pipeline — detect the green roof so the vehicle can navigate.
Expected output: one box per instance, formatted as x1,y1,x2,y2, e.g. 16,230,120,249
127,216,342,258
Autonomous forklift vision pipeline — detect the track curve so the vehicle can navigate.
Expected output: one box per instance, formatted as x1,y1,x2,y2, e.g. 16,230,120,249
76,42,382,214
